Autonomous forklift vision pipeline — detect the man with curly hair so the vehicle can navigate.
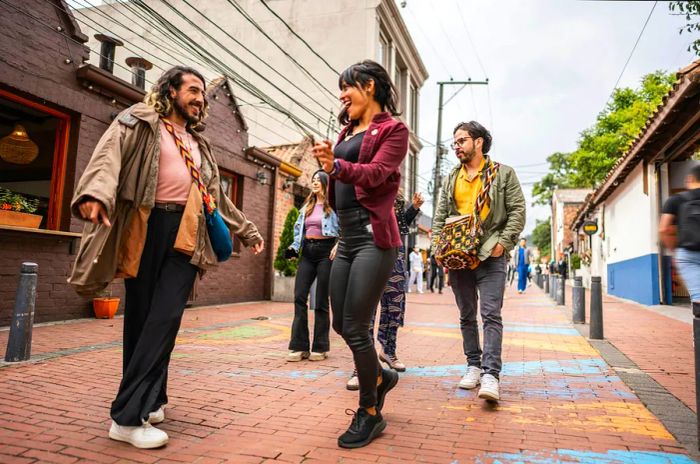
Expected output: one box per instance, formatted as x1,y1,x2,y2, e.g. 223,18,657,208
69,66,264,448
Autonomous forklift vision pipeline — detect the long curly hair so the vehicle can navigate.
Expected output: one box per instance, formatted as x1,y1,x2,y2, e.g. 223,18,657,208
144,66,209,127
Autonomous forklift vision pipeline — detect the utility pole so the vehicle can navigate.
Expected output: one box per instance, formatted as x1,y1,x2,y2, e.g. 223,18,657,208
432,79,489,212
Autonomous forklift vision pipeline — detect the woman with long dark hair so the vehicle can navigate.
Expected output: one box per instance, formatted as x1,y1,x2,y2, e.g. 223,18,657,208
285,170,339,361
313,60,409,448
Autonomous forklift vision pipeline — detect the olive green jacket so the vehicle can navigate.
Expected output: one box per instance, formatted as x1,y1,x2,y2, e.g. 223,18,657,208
431,156,526,261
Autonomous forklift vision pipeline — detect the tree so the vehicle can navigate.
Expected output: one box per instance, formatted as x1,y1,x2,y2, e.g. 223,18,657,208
669,1,700,56
531,217,551,260
533,71,676,204
274,207,299,277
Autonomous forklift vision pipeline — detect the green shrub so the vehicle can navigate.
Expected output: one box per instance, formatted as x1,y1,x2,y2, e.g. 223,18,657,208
570,253,581,270
274,207,299,276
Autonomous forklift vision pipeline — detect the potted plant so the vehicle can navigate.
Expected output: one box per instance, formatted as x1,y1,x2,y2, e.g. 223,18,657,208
0,187,42,228
93,288,120,319
272,207,299,302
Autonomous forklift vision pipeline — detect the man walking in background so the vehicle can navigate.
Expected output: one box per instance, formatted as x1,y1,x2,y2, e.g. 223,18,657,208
432,121,525,402
659,164,700,315
513,238,531,294
408,246,424,293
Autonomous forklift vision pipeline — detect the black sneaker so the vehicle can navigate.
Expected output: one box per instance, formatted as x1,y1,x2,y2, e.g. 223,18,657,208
337,408,386,449
376,368,399,412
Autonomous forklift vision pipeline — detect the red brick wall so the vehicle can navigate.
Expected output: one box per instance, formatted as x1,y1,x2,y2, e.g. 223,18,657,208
0,2,272,324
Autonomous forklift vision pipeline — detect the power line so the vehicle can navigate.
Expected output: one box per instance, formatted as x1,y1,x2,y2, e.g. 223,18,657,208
403,6,452,78
453,0,488,79
64,1,312,145
223,0,338,104
150,0,335,133
258,0,339,76
605,1,658,107
127,0,334,138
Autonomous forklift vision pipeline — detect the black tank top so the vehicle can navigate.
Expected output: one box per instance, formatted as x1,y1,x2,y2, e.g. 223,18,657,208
333,132,365,210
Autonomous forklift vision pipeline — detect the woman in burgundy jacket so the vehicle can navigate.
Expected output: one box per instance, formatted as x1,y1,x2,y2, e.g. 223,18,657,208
313,60,409,449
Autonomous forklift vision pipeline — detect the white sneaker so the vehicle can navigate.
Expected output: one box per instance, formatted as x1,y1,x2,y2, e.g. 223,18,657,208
109,421,168,449
478,374,500,401
147,406,165,425
346,369,359,391
286,351,309,362
308,351,327,361
458,366,482,390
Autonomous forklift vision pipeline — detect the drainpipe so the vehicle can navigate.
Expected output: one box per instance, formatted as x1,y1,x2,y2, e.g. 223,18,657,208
655,162,667,304
94,34,123,74
267,167,278,300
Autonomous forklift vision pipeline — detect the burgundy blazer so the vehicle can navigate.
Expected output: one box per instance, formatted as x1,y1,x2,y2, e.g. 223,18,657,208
330,112,409,249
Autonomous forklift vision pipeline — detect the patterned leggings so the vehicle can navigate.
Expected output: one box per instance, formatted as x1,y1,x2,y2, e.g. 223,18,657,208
370,246,406,356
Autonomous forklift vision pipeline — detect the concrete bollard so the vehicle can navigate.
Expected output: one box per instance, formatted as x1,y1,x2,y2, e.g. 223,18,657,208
589,276,604,340
572,276,585,323
551,275,558,300
556,275,565,306
5,263,38,362
544,273,550,294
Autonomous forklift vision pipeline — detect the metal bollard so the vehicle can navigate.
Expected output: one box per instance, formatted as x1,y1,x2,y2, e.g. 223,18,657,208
544,273,549,294
589,276,604,339
693,302,700,450
5,263,38,362
572,276,585,323
551,275,558,300
556,275,566,305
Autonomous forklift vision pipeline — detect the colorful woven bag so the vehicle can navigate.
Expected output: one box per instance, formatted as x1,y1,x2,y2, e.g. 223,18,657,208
435,161,500,270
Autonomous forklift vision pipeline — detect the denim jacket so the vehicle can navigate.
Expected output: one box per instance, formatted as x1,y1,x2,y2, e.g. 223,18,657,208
290,205,340,252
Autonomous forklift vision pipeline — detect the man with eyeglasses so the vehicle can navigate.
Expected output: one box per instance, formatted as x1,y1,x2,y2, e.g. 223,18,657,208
432,121,525,401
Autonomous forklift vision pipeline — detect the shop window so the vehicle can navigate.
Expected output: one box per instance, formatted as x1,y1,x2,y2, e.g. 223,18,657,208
220,169,243,252
0,89,70,231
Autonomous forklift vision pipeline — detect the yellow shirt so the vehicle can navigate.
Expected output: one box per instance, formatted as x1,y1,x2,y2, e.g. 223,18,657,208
454,158,490,220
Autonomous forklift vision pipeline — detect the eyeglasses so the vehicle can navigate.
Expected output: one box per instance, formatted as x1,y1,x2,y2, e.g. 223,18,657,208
451,137,473,150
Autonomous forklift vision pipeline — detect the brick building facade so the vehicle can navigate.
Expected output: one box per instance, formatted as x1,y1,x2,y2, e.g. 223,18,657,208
0,1,273,325
551,189,592,258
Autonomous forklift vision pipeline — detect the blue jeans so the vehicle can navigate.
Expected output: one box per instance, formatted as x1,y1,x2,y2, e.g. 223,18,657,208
675,248,700,302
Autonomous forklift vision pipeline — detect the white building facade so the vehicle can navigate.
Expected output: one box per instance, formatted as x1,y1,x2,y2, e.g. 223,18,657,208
573,60,700,306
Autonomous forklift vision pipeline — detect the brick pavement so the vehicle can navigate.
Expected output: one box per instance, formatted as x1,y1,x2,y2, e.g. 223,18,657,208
563,285,696,412
0,286,696,463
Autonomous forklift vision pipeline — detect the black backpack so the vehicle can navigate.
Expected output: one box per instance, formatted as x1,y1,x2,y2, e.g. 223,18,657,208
677,191,700,251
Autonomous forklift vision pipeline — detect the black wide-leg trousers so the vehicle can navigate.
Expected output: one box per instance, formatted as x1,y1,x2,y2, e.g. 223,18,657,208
110,208,198,426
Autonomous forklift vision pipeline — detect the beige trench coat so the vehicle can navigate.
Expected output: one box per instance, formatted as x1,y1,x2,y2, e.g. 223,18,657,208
68,103,263,295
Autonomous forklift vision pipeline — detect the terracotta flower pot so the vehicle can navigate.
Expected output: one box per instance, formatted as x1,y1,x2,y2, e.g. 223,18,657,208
93,298,120,319
0,209,42,228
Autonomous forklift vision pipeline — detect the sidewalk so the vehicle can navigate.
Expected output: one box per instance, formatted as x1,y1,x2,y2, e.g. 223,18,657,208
0,285,696,463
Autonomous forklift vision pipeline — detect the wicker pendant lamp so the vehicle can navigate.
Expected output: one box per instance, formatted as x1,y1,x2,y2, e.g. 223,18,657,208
0,124,39,164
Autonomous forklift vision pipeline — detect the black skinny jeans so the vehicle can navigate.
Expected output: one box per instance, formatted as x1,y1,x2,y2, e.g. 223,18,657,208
289,238,334,353
330,207,397,408
111,208,198,426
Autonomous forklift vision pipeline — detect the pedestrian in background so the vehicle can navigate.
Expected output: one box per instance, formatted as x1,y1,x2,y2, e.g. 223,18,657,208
659,164,700,316
432,120,526,402
70,67,264,449
407,246,424,293
285,170,339,362
513,238,530,293
313,59,406,448
429,252,445,294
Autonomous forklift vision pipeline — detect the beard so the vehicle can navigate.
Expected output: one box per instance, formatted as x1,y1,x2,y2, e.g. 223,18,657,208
173,97,201,125
459,148,476,164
